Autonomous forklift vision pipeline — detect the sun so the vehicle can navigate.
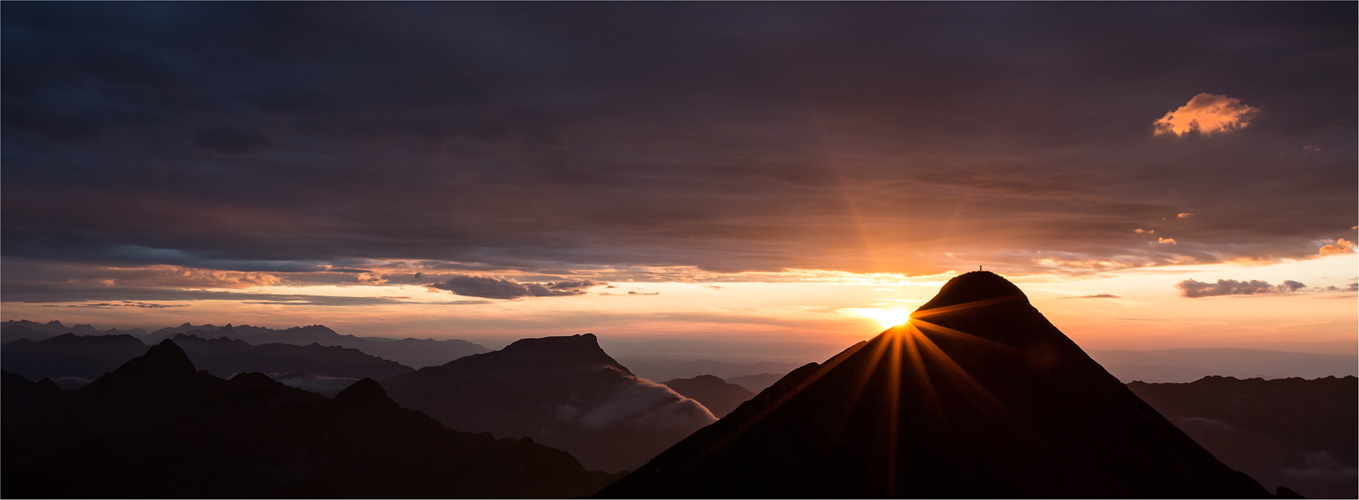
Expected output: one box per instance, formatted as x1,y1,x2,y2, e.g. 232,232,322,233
856,307,913,329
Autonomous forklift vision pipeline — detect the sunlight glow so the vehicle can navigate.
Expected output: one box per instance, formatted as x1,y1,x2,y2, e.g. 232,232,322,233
854,307,913,329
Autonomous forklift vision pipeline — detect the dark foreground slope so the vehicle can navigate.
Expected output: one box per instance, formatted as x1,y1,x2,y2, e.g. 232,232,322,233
1131,375,1358,499
599,271,1274,498
384,333,716,473
1,340,620,498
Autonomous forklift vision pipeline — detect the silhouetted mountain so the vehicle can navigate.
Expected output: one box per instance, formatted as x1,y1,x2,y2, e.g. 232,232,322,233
1,333,150,381
353,337,492,368
662,375,755,418
1129,375,1358,499
1,319,147,338
384,333,717,473
599,337,846,368
2,340,621,498
0,369,65,428
1,325,53,344
618,357,807,383
2,333,415,395
725,372,786,393
1091,348,1358,383
599,271,1274,498
150,323,488,368
172,334,414,384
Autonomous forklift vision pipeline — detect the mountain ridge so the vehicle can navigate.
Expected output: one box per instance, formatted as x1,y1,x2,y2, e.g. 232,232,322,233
599,271,1275,498
1,340,621,498
384,332,716,473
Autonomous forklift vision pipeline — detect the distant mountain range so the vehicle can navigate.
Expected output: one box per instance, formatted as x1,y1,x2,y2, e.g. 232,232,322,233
600,272,1276,498
1130,375,1358,499
616,357,807,383
1,320,148,343
1,340,620,498
724,372,784,393
1,334,150,383
661,375,754,418
2,320,489,369
1090,348,1358,383
384,333,716,473
1,333,414,393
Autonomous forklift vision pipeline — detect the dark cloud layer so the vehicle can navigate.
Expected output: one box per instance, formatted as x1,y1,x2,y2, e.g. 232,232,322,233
1176,279,1302,298
1,3,1354,286
429,275,597,299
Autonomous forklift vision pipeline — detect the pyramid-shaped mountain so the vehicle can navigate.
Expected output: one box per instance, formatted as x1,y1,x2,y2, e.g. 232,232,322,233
383,333,716,473
599,271,1273,498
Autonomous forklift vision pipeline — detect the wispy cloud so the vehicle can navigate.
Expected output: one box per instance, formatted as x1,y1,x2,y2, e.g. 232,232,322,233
41,301,187,309
1058,294,1121,299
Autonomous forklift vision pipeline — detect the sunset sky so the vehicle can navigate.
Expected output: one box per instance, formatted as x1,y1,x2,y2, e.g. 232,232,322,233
2,3,1355,358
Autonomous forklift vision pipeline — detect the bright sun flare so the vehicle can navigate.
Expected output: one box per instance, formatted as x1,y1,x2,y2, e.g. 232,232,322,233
858,307,913,329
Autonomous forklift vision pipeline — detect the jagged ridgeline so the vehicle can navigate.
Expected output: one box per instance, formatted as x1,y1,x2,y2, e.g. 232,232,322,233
0,341,620,498
599,271,1277,498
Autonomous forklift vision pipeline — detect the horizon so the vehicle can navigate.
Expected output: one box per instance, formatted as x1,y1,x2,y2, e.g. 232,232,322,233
2,3,1355,359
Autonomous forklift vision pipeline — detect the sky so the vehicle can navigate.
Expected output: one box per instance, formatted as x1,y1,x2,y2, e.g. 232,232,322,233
2,3,1355,358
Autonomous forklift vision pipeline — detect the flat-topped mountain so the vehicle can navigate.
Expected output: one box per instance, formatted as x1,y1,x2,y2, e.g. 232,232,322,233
384,333,716,473
1,340,621,498
599,271,1275,498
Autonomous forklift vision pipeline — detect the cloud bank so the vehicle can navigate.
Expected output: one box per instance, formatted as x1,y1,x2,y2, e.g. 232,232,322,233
556,378,715,431
0,3,1354,297
1176,279,1306,298
428,275,597,299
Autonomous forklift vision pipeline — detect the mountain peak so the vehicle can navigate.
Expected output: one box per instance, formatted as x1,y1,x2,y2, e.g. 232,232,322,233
916,270,1028,312
600,271,1271,498
335,378,399,410
118,339,196,379
83,339,199,393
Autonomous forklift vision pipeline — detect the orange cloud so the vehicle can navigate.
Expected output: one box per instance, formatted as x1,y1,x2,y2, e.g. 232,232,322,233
1177,213,1194,218
1153,93,1258,136
1319,238,1356,256
1157,237,1177,245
